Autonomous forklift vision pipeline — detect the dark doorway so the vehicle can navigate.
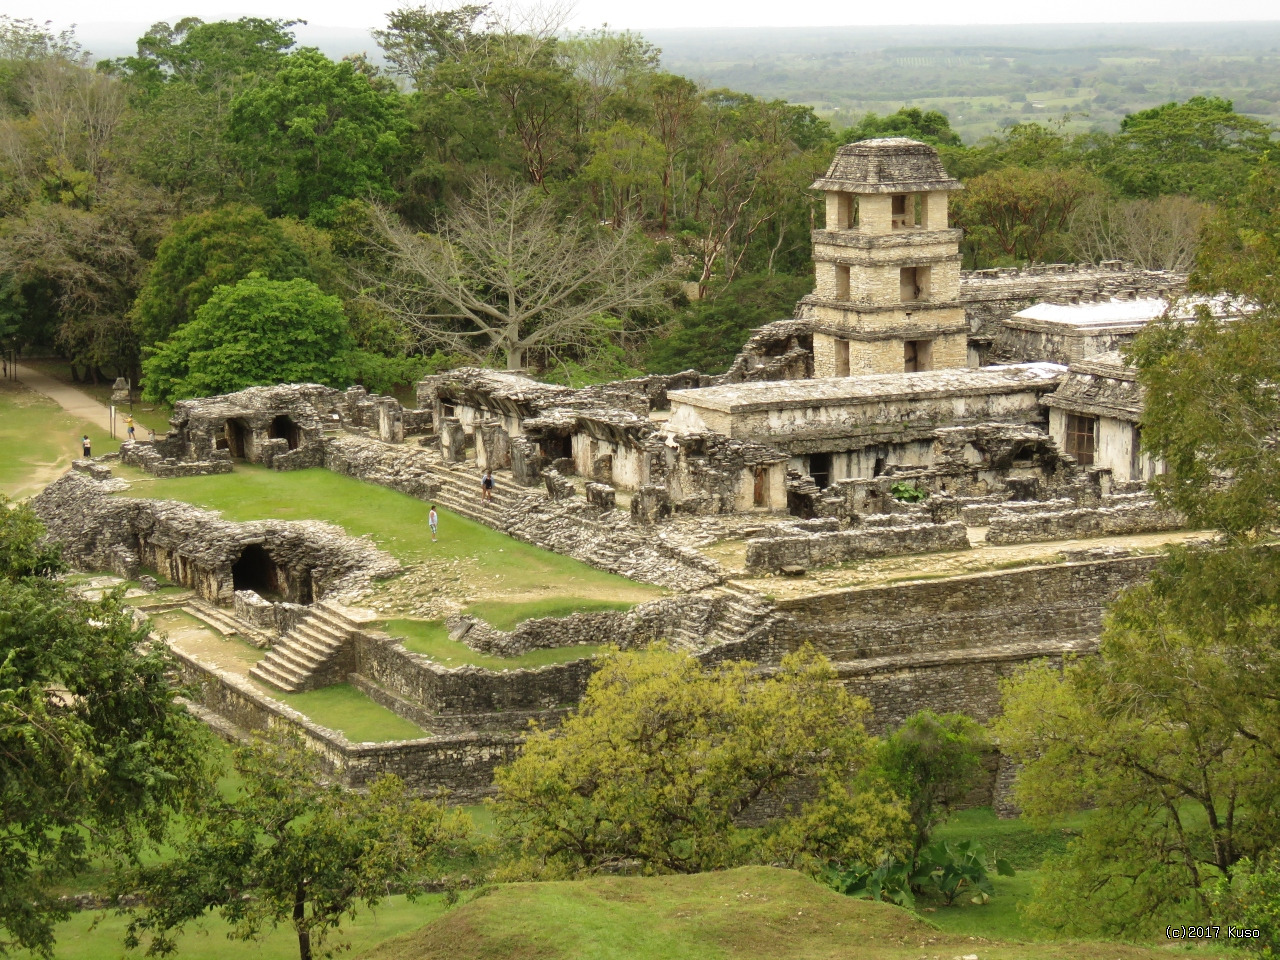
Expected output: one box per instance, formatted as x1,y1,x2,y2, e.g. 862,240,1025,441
808,452,832,490
541,434,572,461
232,544,280,599
225,419,248,459
753,467,768,507
268,414,301,450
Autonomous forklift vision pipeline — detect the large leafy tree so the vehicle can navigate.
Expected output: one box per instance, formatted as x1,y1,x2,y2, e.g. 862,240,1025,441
142,274,355,402
993,158,1280,938
228,50,413,223
1099,96,1276,202
124,736,475,960
492,647,908,879
843,106,962,147
131,204,315,346
0,497,212,957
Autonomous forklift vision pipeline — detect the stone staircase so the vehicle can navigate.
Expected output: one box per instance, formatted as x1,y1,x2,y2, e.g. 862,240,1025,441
418,461,531,529
183,598,273,647
710,580,777,645
249,601,374,693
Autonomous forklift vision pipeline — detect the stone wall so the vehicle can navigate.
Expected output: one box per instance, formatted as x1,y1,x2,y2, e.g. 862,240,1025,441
173,646,520,800
744,519,969,574
985,498,1184,545
323,435,442,499
120,441,233,477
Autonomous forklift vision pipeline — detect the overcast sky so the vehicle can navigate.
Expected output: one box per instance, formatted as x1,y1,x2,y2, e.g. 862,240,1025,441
14,0,1280,35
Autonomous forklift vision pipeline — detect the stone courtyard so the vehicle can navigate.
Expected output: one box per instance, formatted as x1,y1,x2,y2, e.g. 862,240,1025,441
32,137,1224,808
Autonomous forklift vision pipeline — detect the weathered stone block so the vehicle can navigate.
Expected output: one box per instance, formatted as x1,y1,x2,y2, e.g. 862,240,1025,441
585,482,616,511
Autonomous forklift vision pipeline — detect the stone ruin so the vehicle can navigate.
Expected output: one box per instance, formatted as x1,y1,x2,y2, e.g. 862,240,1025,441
35,137,1214,806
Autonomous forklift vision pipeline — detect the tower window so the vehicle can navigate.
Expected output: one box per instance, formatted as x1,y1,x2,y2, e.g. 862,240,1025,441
835,265,850,300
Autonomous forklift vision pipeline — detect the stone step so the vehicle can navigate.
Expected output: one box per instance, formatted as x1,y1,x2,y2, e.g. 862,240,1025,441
268,644,323,674
250,660,302,693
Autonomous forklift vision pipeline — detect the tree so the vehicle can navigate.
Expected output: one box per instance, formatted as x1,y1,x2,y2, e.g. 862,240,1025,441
871,711,987,866
228,50,413,223
373,4,490,86
0,496,212,957
131,204,315,346
1099,96,1276,202
951,165,1104,267
142,274,355,402
843,107,962,147
491,646,909,879
1066,193,1208,271
361,176,674,370
991,159,1280,939
124,735,474,960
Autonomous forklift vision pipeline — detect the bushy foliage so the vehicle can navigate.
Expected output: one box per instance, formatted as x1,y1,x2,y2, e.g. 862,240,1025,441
141,274,355,402
491,646,909,879
132,204,315,346
0,496,212,957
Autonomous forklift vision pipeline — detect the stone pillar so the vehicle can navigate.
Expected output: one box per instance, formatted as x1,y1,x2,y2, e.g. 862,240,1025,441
631,484,672,524
376,398,404,444
477,419,512,471
509,437,542,486
439,417,467,463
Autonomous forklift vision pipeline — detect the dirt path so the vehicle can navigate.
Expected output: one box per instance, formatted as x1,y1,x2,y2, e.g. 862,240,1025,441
14,363,114,434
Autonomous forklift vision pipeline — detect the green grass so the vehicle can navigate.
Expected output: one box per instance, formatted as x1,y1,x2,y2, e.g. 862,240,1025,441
124,465,663,605
12,894,447,960
362,865,1209,960
381,619,601,669
0,382,121,497
466,598,636,630
20,357,174,434
908,806,1095,942
269,683,428,742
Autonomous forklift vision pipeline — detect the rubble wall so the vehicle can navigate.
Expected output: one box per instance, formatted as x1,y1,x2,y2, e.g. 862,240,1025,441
985,500,1185,545
744,520,969,573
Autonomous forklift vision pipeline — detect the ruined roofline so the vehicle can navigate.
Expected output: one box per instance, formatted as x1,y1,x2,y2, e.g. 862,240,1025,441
667,363,1066,415
810,137,963,195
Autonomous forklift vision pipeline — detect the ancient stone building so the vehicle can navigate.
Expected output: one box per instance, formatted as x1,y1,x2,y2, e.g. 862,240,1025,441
800,138,969,377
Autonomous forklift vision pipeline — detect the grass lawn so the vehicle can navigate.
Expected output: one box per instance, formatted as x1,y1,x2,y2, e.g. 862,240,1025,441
382,618,601,669
13,894,447,960
466,598,636,630
269,682,428,742
361,865,1220,960
21,357,174,434
0,382,121,497
122,465,662,605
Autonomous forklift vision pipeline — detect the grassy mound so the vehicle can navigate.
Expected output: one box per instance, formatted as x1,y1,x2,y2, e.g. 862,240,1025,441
360,866,1194,960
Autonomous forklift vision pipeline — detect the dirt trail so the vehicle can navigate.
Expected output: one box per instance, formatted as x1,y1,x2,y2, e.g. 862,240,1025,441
14,363,114,434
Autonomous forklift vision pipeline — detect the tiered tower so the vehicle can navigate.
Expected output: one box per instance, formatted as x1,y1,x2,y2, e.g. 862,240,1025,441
798,138,967,376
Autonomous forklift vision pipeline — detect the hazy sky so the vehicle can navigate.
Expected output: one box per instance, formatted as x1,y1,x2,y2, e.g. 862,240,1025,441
16,0,1280,34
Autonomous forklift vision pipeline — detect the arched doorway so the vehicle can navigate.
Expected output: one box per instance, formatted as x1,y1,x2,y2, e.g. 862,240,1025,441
268,414,301,451
232,544,280,599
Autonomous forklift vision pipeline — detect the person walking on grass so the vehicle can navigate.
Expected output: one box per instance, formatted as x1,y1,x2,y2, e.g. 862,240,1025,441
482,469,494,504
429,505,439,542
81,435,91,458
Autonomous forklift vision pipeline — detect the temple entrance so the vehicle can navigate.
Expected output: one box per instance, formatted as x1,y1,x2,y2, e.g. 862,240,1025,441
540,434,572,462
225,419,249,459
753,467,768,507
808,453,832,490
232,544,280,599
268,414,301,450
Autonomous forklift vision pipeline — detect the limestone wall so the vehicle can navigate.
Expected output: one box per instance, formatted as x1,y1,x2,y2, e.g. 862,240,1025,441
985,498,1184,545
173,647,520,800
744,519,969,573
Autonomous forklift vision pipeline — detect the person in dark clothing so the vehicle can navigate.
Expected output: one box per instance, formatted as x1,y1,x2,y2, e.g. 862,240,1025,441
481,470,495,504
81,435,91,458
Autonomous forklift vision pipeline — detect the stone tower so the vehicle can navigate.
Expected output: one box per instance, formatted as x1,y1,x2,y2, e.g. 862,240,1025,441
798,138,967,376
